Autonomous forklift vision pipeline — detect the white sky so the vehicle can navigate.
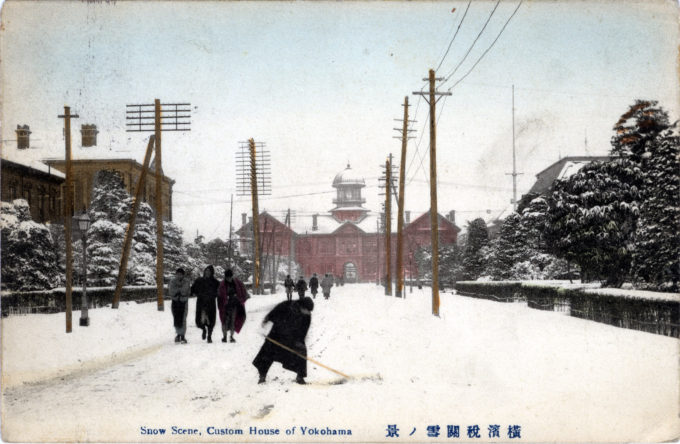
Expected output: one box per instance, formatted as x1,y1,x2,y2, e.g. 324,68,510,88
1,0,678,240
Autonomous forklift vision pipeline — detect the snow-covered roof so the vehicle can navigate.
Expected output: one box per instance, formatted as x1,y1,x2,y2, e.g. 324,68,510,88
527,156,612,196
1,151,65,179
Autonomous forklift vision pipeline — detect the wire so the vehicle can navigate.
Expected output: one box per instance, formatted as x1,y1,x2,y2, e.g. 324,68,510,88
447,0,524,91
442,0,501,84
435,0,473,72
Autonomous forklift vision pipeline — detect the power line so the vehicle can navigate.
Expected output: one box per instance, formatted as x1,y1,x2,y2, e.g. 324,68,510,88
447,0,524,91
442,0,501,84
435,0,473,72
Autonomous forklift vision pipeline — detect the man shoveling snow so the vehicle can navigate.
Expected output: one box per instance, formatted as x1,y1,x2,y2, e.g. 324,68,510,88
253,297,314,385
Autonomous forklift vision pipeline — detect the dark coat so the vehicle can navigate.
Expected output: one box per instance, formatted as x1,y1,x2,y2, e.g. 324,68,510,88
218,278,249,333
296,279,308,295
192,266,220,329
309,276,319,291
284,277,295,292
253,300,312,377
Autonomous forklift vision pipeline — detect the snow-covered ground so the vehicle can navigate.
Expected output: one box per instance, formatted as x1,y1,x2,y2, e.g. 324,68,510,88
2,284,678,442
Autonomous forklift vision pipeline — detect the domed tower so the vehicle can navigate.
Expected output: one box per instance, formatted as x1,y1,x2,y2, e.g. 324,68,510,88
331,163,369,222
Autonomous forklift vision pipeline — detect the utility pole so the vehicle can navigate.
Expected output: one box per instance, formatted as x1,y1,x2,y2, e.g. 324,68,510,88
413,69,451,317
506,85,522,213
58,106,79,333
384,156,392,296
113,136,155,308
249,139,261,294
124,100,190,309
153,99,164,311
393,96,415,298
227,193,234,266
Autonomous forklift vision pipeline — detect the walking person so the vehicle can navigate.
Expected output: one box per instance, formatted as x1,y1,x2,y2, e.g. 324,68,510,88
218,269,249,343
169,268,190,344
320,273,333,300
296,275,308,299
284,275,295,302
309,273,319,299
253,297,314,385
192,265,219,343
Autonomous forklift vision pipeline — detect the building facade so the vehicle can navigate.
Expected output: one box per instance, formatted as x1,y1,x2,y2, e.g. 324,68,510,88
237,164,460,283
45,158,175,221
0,159,64,223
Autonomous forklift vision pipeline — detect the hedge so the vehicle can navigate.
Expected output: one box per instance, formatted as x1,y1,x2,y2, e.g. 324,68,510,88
1,286,165,316
454,282,680,338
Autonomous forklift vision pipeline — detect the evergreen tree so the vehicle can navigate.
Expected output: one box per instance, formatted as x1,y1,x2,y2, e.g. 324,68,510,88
611,100,670,164
547,158,641,286
632,129,680,290
461,218,489,280
163,221,189,281
1,200,60,291
488,213,527,280
127,202,156,285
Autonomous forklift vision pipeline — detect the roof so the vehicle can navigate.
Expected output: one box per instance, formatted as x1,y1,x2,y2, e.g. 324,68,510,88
527,156,612,196
1,152,65,179
332,163,365,187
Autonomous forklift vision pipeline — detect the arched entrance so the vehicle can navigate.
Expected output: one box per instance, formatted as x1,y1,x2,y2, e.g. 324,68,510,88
343,262,358,283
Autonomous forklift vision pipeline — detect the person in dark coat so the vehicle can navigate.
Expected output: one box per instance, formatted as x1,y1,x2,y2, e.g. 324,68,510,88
295,276,308,299
192,265,220,343
320,273,333,299
309,273,319,298
284,275,295,302
169,268,190,343
218,269,249,343
253,297,314,384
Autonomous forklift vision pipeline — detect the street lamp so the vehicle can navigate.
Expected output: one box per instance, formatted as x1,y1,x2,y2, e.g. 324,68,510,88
75,212,91,327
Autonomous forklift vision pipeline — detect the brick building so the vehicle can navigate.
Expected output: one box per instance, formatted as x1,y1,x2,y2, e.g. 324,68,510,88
2,123,175,222
237,164,460,283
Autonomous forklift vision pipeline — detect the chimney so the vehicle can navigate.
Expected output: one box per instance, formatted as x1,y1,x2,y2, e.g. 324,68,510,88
312,214,318,231
16,125,31,149
81,124,98,147
249,216,253,224
447,210,456,224
405,211,411,224
242,213,247,226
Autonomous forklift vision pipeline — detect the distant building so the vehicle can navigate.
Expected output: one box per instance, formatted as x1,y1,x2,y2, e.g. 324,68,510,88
236,163,460,283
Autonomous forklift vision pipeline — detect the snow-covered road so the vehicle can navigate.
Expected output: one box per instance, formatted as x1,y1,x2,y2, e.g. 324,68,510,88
2,284,678,442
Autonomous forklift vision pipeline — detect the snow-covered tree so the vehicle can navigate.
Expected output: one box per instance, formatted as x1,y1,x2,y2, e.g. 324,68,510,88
127,202,156,285
163,221,189,281
487,213,528,280
632,129,680,290
460,218,489,280
1,200,60,291
611,100,671,164
547,158,641,286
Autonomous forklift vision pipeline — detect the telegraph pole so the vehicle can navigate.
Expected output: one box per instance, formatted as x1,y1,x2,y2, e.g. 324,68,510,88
113,136,155,308
153,99,164,311
228,193,234,266
58,106,78,333
506,85,523,213
413,69,451,316
393,96,415,298
124,100,190,310
249,139,261,294
384,156,392,296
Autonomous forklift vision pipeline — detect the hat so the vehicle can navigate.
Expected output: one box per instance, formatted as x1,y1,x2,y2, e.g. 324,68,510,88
176,268,185,274
225,269,233,278
300,297,314,312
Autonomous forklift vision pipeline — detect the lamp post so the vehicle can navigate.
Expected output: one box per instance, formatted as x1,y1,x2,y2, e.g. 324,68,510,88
75,212,91,327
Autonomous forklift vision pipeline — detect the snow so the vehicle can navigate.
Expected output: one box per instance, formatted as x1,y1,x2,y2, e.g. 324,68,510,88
2,284,678,442
584,287,680,302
